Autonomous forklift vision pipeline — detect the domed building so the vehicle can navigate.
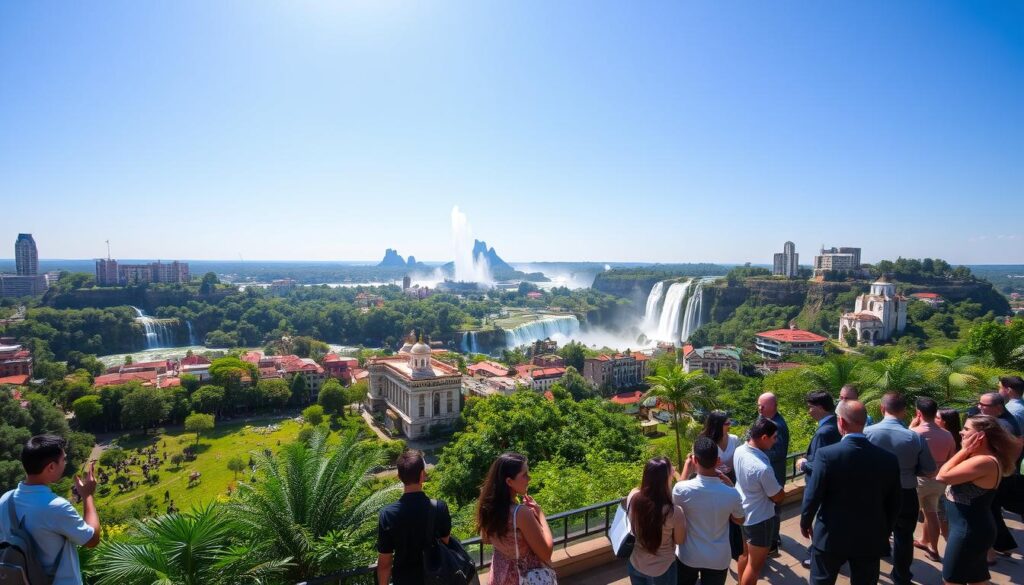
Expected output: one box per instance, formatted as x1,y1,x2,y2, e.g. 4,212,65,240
839,276,907,345
365,334,463,438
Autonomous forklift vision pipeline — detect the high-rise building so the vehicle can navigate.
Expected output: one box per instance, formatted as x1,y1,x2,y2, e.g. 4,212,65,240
772,241,799,277
95,258,119,286
813,246,862,275
94,259,190,286
15,234,38,276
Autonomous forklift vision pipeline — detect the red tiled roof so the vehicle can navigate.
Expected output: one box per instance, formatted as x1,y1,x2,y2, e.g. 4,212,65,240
0,374,30,386
94,371,158,387
910,292,941,299
526,291,543,299
180,355,210,366
468,361,511,377
681,344,694,357
531,367,565,379
610,390,644,405
241,351,263,364
352,368,369,380
543,391,555,401
755,328,828,343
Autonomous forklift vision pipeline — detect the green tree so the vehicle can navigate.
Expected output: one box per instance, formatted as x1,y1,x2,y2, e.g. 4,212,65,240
71,395,103,431
120,387,170,434
227,456,246,480
290,374,309,405
184,412,215,445
199,271,219,295
344,380,369,406
558,341,587,371
803,355,865,394
227,428,400,581
89,503,286,585
301,405,325,427
179,373,201,394
922,352,986,407
191,385,226,415
862,352,934,409
560,366,594,401
257,378,291,409
317,379,347,417
645,365,718,468
99,447,128,469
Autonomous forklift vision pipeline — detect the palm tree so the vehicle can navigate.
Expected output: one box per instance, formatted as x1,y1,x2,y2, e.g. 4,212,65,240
861,351,934,408
89,503,286,585
921,352,986,407
645,365,718,468
802,354,864,394
226,428,401,581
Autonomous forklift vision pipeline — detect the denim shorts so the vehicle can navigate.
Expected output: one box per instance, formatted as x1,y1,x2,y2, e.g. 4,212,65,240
742,516,778,548
626,558,677,585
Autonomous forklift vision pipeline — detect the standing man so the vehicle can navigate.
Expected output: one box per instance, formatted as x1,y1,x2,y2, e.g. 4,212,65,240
733,418,785,585
838,384,873,426
673,437,745,585
757,392,788,557
801,400,901,585
376,450,451,585
796,390,841,569
864,393,936,585
909,397,956,562
999,376,1024,432
0,434,101,585
983,384,1024,560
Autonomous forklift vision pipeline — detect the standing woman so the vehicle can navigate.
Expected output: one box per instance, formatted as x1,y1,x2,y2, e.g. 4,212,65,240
625,457,686,585
477,452,554,585
681,411,740,480
936,415,1018,585
937,408,963,452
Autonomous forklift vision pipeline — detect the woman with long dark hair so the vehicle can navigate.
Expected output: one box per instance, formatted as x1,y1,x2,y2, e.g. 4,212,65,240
680,411,740,480
476,452,554,585
937,408,963,453
626,457,686,584
937,415,1020,585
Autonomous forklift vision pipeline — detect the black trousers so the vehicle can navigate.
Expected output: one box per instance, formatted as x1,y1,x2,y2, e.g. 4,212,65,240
809,547,881,585
890,488,919,585
992,479,1019,553
676,560,727,585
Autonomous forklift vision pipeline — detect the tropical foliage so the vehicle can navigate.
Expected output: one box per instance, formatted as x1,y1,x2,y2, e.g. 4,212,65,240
644,365,718,468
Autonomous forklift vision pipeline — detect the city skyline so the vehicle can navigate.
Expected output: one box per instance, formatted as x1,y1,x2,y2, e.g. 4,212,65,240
2,2,1022,264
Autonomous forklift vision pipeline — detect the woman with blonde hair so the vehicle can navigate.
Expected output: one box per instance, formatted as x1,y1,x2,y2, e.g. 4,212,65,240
936,415,1021,585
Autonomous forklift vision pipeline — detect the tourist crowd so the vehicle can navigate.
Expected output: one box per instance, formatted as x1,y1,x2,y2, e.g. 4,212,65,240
375,377,1023,585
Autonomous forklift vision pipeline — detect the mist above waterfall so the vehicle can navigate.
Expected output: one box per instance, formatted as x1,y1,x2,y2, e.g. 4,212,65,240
450,206,493,285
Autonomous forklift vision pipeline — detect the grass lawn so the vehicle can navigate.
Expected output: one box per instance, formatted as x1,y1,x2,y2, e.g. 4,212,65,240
92,417,302,515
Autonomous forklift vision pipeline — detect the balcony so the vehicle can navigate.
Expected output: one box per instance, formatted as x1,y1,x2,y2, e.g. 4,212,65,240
300,454,1024,585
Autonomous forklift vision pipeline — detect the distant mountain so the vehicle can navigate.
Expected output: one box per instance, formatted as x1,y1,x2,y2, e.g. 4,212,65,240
471,240,513,272
377,248,408,268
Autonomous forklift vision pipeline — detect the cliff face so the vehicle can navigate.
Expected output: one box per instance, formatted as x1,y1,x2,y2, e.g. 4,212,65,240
591,274,663,307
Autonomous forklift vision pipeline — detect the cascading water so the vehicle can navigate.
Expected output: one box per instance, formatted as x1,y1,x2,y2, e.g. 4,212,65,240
132,306,173,349
186,320,198,345
460,331,480,354
641,279,706,345
503,315,580,349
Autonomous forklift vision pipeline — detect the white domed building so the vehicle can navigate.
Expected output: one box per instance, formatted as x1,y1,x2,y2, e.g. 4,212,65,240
365,334,463,438
839,276,908,345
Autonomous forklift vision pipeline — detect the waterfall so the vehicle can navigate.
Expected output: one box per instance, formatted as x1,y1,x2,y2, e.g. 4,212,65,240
642,279,706,345
503,315,580,349
460,331,479,354
642,281,665,332
186,320,197,345
132,306,173,349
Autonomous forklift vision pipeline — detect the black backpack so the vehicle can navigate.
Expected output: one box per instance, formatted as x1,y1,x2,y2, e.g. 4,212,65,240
421,499,477,585
0,494,64,585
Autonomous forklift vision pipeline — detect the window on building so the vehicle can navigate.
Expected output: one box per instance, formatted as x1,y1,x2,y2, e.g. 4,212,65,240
446,391,453,413
419,394,425,417
433,393,440,416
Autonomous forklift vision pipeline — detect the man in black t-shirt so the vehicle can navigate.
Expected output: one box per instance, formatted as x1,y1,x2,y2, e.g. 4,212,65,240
377,449,451,585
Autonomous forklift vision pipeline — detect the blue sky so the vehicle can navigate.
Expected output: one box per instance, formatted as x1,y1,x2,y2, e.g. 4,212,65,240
1,1,1022,264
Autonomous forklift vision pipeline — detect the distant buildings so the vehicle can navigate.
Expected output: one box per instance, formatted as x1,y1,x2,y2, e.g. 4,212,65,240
0,343,33,386
514,364,567,391
269,279,297,295
754,327,828,360
813,246,862,276
322,353,358,384
95,259,190,286
582,351,650,390
467,360,512,378
681,345,741,376
365,338,462,439
839,277,908,345
772,241,799,278
909,292,944,307
1,234,48,298
242,351,326,397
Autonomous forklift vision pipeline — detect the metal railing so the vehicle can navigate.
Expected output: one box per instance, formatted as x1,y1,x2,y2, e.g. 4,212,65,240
299,451,807,585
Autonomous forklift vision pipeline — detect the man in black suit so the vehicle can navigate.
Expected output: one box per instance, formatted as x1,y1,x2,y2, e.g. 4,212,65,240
796,390,842,568
800,400,901,585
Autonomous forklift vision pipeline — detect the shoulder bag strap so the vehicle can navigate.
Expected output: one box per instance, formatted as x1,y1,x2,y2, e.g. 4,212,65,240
512,504,522,562
426,498,437,544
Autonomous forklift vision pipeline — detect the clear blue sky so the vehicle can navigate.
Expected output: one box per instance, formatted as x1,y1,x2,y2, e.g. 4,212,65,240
1,1,1022,264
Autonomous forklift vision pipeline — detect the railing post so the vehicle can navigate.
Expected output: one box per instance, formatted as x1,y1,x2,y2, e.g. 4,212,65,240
584,507,589,535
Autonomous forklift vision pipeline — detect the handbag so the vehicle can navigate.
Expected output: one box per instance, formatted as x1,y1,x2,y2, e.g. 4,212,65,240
513,504,557,585
609,495,635,559
422,498,477,585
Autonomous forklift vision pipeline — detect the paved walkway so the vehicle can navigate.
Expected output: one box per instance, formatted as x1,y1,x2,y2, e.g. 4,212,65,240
562,506,1024,584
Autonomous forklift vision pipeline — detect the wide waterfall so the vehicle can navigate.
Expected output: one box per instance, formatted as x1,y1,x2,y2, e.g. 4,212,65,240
503,315,580,349
641,279,706,345
132,307,173,349
460,331,480,354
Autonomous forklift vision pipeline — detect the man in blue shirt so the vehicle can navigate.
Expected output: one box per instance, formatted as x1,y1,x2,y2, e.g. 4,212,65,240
0,434,101,585
864,393,935,585
998,376,1024,435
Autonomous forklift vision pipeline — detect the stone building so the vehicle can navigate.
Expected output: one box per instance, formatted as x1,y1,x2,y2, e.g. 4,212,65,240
839,276,907,345
682,345,741,376
583,352,649,390
365,338,463,439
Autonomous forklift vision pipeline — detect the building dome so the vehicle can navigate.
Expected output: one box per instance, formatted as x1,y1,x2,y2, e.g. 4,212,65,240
411,340,431,355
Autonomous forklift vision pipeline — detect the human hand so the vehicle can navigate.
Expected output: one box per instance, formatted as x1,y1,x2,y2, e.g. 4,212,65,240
797,458,807,471
716,470,734,487
962,432,984,456
522,494,541,516
75,461,97,498
801,525,812,539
